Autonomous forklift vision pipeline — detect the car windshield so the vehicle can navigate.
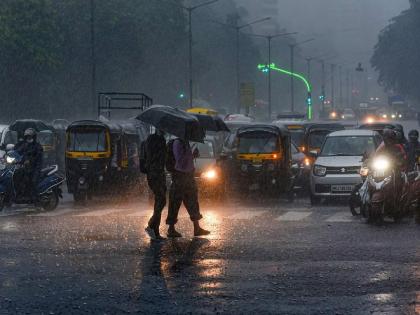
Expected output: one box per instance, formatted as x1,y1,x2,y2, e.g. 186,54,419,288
321,136,377,156
196,141,215,159
67,129,107,152
238,132,279,154
308,130,331,149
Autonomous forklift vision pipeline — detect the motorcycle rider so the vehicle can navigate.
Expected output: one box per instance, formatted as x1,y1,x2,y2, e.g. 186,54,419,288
376,128,407,169
405,130,420,172
15,128,43,201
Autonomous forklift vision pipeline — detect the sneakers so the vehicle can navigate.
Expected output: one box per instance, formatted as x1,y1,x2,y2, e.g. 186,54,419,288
167,228,182,238
145,226,157,239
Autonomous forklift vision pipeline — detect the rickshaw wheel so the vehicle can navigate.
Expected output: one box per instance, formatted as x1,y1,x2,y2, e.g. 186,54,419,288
74,191,87,204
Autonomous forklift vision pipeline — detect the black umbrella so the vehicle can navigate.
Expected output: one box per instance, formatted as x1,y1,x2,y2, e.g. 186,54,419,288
192,114,230,132
136,105,205,142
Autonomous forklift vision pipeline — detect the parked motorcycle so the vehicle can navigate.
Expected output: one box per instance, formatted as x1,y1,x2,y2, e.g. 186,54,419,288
0,150,64,211
365,156,409,224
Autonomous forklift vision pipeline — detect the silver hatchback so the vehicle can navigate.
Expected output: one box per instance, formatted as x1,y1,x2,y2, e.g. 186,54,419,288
310,129,382,204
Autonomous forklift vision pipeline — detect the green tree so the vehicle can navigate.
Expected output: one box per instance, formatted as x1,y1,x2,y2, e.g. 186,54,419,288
371,3,420,102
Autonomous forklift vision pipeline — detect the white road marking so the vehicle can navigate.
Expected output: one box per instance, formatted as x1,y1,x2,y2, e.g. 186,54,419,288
28,208,76,217
228,210,267,220
276,211,312,221
74,209,122,217
127,209,152,217
326,212,355,223
1,222,19,232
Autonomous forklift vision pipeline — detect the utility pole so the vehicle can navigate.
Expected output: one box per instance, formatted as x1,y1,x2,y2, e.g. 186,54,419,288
90,0,96,117
213,17,271,113
346,69,350,107
183,0,219,109
321,60,326,112
330,63,336,109
339,65,343,108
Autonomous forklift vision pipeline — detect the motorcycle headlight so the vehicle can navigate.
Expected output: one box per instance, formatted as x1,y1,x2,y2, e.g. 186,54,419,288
313,165,327,176
391,114,396,119
201,169,218,180
372,157,390,171
304,158,311,168
6,156,15,164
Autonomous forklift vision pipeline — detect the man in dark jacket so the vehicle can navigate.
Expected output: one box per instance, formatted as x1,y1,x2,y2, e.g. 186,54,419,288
144,130,167,240
405,130,420,172
15,128,43,201
166,138,210,238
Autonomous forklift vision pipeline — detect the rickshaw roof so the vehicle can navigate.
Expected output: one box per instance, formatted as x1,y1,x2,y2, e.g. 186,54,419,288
237,124,289,137
303,122,345,132
67,119,142,136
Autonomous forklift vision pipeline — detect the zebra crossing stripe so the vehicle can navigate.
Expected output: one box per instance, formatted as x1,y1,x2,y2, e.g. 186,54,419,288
326,212,355,223
28,208,75,217
228,210,267,220
74,209,121,217
276,211,312,221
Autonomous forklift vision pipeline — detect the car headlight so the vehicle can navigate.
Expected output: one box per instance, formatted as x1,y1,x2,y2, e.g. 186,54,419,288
201,169,218,180
398,114,402,118
391,114,396,119
382,114,387,119
313,165,327,176
6,156,15,164
372,157,390,171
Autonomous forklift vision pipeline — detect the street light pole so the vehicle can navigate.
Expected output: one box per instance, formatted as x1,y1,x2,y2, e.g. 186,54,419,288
249,32,297,119
183,0,219,109
339,65,343,107
288,38,314,112
90,0,96,117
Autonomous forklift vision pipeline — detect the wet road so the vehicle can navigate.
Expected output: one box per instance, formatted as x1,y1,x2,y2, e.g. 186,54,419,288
1,119,420,314
2,193,420,314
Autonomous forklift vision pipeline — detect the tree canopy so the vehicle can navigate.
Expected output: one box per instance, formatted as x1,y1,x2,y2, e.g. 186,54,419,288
371,2,420,102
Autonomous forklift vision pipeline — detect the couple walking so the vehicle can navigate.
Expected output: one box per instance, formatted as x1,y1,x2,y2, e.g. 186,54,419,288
144,130,210,240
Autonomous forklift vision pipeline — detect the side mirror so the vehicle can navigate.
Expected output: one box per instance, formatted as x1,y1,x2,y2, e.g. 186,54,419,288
308,150,318,158
6,144,15,152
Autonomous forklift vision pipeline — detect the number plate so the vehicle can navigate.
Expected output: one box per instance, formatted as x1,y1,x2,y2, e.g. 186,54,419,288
331,185,353,192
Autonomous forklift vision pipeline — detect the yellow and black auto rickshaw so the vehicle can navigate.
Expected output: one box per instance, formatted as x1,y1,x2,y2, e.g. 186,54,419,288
65,120,144,202
234,124,293,195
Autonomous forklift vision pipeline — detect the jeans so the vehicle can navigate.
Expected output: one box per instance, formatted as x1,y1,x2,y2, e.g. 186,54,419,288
147,172,167,230
167,171,202,225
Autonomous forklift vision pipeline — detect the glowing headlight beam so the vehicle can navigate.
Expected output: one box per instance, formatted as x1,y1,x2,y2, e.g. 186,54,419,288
372,158,390,171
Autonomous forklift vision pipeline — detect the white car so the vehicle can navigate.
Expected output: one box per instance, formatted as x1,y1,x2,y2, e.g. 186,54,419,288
310,129,382,205
341,108,356,120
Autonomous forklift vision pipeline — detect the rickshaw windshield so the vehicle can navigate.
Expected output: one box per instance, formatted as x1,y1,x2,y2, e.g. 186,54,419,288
289,130,305,147
308,130,331,149
38,132,54,147
238,132,279,154
67,128,107,152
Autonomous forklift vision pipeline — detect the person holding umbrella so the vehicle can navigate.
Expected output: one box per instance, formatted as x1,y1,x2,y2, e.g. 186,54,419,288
166,137,210,237
144,129,167,240
136,105,210,238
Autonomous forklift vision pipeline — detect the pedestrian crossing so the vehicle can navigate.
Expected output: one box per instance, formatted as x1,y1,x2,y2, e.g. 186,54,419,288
0,205,363,224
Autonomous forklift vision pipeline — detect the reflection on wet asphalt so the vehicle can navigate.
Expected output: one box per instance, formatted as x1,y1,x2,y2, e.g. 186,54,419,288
2,191,420,314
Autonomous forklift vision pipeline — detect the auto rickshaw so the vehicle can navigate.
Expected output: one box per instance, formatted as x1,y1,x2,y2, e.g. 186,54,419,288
65,120,143,202
187,107,218,116
233,124,293,195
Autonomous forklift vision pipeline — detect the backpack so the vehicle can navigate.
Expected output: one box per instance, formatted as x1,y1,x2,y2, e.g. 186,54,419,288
165,139,176,172
139,140,148,174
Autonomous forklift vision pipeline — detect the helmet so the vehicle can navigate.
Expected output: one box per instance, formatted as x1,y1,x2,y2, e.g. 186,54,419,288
382,128,397,144
409,129,419,142
24,128,36,138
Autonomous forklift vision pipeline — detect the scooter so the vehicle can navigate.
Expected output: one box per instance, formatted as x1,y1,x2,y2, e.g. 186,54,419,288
0,150,65,211
365,156,409,224
349,157,369,217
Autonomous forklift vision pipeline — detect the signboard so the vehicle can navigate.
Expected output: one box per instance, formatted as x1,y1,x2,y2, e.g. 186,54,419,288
240,83,255,108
